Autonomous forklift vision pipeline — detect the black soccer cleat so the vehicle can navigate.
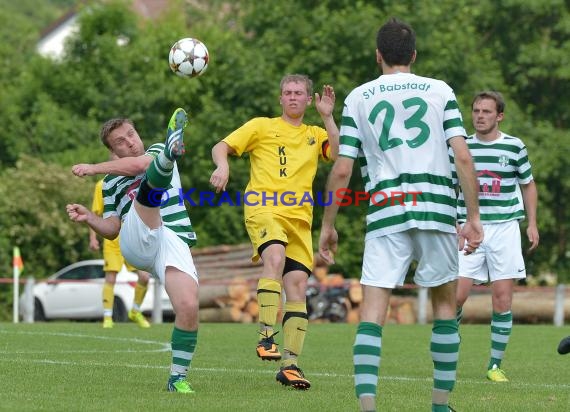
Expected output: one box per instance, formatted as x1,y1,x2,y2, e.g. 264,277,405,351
557,336,570,355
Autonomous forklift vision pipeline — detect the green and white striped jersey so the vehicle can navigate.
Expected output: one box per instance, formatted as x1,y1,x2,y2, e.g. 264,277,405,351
102,143,197,246
450,132,533,223
340,73,466,239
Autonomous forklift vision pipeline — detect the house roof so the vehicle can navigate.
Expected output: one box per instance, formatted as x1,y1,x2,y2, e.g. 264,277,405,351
38,0,171,43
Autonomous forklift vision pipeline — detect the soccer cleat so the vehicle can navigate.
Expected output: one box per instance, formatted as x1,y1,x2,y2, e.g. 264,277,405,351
557,336,570,355
165,108,188,160
487,364,509,382
102,318,113,329
256,330,282,361
167,374,194,393
128,310,150,328
276,364,311,390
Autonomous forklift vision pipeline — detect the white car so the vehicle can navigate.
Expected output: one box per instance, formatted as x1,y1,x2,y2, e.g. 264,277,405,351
20,259,173,322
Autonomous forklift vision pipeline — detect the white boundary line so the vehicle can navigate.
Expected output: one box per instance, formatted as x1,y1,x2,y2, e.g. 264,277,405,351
1,330,569,390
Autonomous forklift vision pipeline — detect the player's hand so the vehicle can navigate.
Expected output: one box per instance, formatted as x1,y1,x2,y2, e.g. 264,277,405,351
66,204,92,223
319,225,338,265
209,166,229,193
315,85,335,118
89,237,100,251
72,164,95,177
526,224,539,252
458,220,484,255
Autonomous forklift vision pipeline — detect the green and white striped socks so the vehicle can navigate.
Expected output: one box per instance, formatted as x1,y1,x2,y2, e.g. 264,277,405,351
431,319,460,411
488,311,512,369
170,327,197,378
353,322,382,409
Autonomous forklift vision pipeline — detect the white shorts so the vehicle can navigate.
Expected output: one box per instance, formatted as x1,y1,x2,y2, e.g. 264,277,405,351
119,208,198,285
458,220,525,283
362,229,458,288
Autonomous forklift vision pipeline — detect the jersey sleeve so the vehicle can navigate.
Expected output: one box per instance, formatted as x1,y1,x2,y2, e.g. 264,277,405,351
102,177,119,220
516,142,534,184
223,118,263,156
146,143,164,158
442,86,467,141
338,100,363,159
91,179,104,216
313,126,331,161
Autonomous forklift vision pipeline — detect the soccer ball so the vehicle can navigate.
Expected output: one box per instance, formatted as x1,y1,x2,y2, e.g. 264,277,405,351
168,38,209,78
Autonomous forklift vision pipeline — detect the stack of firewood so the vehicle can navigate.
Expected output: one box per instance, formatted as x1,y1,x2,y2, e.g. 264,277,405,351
194,244,261,323
198,277,259,323
311,264,363,323
191,245,570,325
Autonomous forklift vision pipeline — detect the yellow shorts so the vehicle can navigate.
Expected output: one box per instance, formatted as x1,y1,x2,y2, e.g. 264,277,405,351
245,213,313,271
103,237,135,273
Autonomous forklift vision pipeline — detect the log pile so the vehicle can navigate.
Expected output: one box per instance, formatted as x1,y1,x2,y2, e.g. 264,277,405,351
194,244,262,323
191,244,570,324
460,287,570,324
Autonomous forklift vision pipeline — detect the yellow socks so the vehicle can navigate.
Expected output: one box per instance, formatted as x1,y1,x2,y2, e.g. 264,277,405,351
282,301,308,365
257,278,281,327
102,282,114,318
133,281,148,311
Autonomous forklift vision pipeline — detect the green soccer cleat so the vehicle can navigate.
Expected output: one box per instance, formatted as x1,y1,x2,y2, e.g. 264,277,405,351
165,108,188,160
102,318,113,329
487,364,509,382
167,374,194,393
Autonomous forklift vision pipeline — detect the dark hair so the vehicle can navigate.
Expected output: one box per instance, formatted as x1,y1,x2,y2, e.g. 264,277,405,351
100,118,134,148
472,91,506,114
280,74,313,96
376,17,416,66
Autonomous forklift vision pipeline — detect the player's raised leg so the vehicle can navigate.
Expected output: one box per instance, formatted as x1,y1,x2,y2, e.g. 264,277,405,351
134,108,188,228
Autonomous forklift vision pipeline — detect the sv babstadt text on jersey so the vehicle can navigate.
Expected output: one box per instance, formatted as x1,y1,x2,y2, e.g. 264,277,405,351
363,82,432,99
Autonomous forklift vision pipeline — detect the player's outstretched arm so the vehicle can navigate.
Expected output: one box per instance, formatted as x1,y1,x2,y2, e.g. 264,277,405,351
66,204,121,240
210,141,235,193
449,136,483,254
72,155,152,177
315,85,339,160
521,180,539,251
319,156,354,264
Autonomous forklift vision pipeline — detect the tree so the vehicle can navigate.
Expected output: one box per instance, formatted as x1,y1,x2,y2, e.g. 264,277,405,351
0,0,567,285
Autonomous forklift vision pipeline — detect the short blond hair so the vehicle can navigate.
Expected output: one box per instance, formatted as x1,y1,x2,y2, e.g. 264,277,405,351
280,74,313,96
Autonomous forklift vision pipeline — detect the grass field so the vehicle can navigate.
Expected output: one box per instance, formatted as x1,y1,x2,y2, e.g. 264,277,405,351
1,322,569,411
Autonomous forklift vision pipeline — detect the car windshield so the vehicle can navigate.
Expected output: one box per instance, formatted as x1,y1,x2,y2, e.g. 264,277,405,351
58,265,104,280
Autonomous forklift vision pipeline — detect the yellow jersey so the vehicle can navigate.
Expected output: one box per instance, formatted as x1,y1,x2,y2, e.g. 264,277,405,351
223,117,331,224
91,179,121,250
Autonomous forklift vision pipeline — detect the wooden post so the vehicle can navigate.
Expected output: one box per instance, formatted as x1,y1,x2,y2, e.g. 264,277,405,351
417,287,428,325
554,284,566,327
152,279,163,324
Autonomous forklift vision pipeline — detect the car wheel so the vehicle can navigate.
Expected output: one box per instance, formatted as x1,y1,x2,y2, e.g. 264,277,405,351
34,299,46,322
112,298,128,322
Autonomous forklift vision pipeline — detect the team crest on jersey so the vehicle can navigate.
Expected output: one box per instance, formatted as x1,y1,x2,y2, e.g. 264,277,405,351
307,136,316,145
498,155,509,167
260,228,267,239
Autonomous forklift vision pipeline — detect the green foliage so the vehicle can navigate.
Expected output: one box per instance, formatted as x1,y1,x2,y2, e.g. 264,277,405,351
0,155,95,278
0,0,568,287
